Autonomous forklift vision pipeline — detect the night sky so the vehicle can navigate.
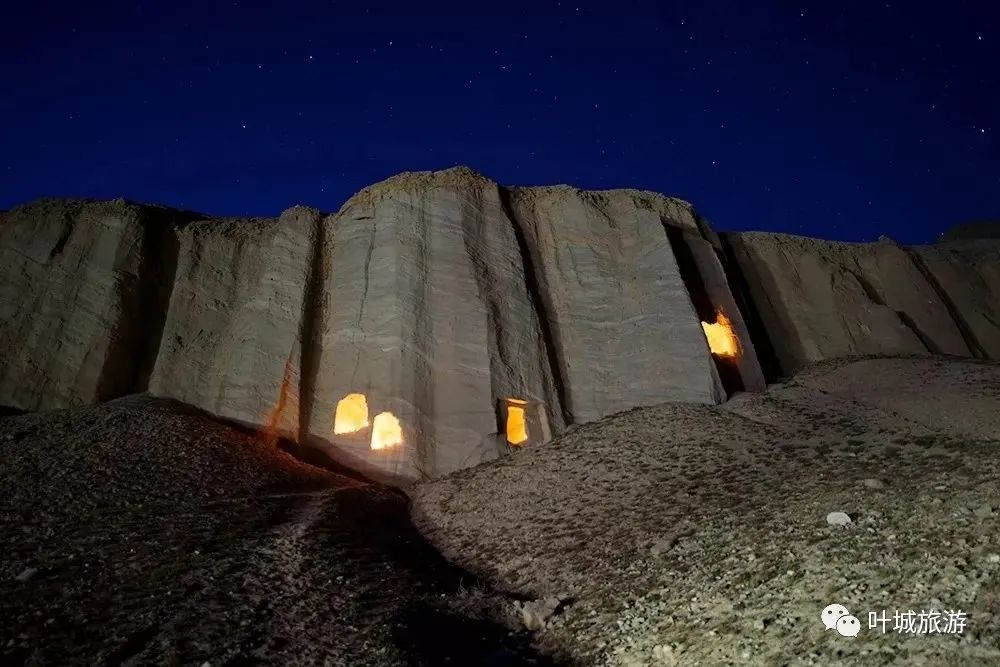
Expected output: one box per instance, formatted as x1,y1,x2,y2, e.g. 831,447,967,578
2,1,997,243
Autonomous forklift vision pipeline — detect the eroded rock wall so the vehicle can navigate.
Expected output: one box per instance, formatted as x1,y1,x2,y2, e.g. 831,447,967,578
18,171,996,481
148,207,321,440
912,240,1000,358
304,170,564,480
675,230,766,393
724,232,973,375
502,185,724,423
0,199,187,411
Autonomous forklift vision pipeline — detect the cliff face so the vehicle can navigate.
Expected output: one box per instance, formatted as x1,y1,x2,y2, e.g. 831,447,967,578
913,240,1000,359
722,232,999,376
147,206,322,442
0,199,190,411
2,168,995,481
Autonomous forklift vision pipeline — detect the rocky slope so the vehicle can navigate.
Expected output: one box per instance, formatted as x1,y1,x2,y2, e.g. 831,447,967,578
0,395,549,665
413,356,1000,665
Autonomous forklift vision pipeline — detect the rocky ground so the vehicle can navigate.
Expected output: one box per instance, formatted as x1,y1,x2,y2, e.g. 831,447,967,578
413,356,1000,665
0,396,548,666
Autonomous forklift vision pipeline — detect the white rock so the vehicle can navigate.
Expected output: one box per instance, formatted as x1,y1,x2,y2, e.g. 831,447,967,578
826,511,853,526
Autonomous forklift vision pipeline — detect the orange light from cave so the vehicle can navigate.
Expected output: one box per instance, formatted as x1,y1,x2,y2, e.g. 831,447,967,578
701,313,740,358
334,393,369,434
505,399,529,446
370,411,403,450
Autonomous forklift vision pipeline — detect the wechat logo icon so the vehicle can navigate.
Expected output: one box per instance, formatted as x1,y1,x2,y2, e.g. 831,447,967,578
822,603,861,638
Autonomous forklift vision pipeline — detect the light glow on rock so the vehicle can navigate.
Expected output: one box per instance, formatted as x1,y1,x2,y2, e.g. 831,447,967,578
701,313,740,358
506,401,529,445
334,393,369,434
370,411,403,450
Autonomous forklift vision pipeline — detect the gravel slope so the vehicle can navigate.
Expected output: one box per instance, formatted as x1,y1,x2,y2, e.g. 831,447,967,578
413,357,1000,666
0,395,551,666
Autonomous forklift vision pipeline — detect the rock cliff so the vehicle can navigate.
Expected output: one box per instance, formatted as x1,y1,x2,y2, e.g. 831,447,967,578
722,232,999,375
0,199,193,411
1,168,996,480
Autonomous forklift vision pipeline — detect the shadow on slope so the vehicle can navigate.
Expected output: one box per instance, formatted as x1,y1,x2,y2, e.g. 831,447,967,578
0,395,558,666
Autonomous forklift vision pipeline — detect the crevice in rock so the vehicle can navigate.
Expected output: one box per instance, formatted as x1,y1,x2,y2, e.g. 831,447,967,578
458,190,516,435
664,225,743,396
845,266,886,306
717,234,783,383
297,214,327,443
103,207,193,400
905,248,987,358
895,310,940,354
841,266,941,354
130,211,187,394
412,205,436,477
496,186,571,427
48,211,74,259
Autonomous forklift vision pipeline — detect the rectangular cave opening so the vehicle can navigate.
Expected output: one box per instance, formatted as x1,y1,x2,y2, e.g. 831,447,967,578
664,225,745,396
498,398,551,449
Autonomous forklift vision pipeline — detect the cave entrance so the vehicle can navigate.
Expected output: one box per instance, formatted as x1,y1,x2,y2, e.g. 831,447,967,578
371,411,403,450
664,226,745,396
334,393,369,434
505,400,529,445
702,312,740,358
499,398,551,449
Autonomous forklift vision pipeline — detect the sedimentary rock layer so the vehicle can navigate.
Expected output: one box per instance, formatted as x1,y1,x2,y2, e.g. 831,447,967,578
503,183,724,423
723,232,975,375
6,169,993,481
148,206,322,440
0,199,190,411
303,170,564,480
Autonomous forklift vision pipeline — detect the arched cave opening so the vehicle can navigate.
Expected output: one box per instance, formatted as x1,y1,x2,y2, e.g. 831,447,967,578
334,393,369,434
371,411,403,450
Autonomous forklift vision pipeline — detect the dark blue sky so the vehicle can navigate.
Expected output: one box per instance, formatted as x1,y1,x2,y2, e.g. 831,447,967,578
2,1,997,243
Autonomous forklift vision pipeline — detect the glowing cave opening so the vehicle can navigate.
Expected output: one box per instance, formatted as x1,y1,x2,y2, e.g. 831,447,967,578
370,412,403,450
334,393,369,434
702,313,740,358
505,399,529,446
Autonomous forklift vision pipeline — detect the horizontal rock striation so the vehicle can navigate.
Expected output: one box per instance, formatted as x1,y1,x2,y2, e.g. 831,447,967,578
2,168,995,480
